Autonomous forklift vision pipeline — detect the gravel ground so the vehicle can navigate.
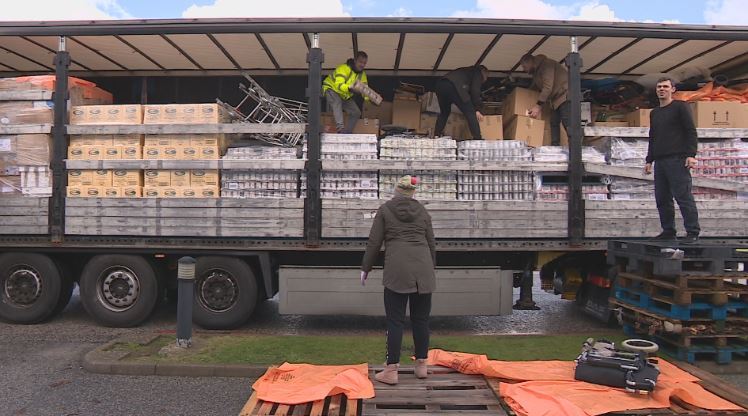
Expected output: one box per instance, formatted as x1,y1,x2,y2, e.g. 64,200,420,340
0,276,745,415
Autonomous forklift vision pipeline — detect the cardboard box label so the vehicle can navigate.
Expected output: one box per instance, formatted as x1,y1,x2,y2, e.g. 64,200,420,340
691,101,743,128
190,170,219,186
182,147,199,160
92,170,112,186
121,186,142,198
103,147,121,160
67,170,93,186
112,170,142,187
199,146,219,159
144,170,171,187
170,170,190,187
111,135,143,146
143,187,161,198
103,187,120,198
121,145,142,160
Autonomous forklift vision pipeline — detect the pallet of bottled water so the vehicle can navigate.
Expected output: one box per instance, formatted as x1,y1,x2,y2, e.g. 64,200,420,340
379,137,457,160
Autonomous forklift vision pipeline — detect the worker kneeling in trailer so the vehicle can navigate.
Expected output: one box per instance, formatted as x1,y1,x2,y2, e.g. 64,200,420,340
323,51,370,133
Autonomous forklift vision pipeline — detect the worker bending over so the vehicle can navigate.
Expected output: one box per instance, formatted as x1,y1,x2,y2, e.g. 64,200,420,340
434,65,489,140
520,53,569,146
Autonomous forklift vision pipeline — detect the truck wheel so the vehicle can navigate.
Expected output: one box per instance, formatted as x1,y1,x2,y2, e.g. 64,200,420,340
0,253,62,324
79,255,159,327
193,257,257,330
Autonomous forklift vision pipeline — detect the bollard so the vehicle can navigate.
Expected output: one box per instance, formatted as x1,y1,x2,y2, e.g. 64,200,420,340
176,256,196,348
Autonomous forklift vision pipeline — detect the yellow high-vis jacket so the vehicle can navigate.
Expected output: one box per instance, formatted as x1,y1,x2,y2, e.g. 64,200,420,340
322,61,369,101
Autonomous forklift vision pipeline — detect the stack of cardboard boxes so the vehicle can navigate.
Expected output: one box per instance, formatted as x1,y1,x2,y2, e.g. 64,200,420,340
67,103,227,198
0,76,112,197
502,87,546,147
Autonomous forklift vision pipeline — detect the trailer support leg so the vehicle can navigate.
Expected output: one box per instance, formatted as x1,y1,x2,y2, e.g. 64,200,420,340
514,254,540,310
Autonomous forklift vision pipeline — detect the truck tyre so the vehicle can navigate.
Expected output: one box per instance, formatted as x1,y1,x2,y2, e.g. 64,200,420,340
0,253,62,324
79,255,159,327
193,257,257,330
52,260,75,316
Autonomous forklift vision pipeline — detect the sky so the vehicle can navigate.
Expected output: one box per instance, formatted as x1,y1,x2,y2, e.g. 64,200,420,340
0,0,746,25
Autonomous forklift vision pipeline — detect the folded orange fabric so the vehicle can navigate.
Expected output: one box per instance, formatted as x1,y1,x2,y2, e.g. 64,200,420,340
251,363,375,405
428,349,742,416
674,82,748,103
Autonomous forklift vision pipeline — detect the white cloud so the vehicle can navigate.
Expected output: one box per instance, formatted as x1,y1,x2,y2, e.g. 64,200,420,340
571,1,620,21
453,0,569,20
704,0,748,25
388,7,412,17
1,0,131,20
183,0,350,18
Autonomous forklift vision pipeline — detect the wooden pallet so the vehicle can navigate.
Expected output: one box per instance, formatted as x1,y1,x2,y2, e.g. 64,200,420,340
616,272,748,305
239,392,360,416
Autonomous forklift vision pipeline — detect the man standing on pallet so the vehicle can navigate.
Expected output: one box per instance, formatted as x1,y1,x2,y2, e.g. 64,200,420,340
520,54,569,146
645,77,700,244
323,51,369,134
434,65,488,140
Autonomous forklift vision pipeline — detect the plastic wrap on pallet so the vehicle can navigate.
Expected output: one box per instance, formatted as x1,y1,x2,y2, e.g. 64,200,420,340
302,134,378,199
380,170,456,200
221,144,301,199
694,139,748,183
0,134,53,169
303,134,378,160
457,140,531,161
380,137,457,160
458,171,535,201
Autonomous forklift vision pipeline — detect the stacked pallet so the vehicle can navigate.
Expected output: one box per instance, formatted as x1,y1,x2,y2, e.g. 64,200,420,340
303,134,379,199
222,146,299,198
457,141,535,201
1,76,111,197
609,240,748,364
380,137,457,200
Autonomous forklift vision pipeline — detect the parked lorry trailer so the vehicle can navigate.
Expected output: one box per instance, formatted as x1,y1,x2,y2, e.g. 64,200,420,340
0,18,747,329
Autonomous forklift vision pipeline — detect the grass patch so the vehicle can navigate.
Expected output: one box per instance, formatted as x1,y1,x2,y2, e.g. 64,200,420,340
125,333,625,365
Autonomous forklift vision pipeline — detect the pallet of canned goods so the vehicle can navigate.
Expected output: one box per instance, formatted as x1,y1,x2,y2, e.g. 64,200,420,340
302,134,379,199
221,145,300,199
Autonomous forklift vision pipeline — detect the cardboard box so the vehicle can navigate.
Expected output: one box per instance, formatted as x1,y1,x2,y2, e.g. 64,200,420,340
143,146,161,160
363,101,393,125
444,114,469,139
352,118,380,135
103,146,121,160
504,116,545,148
189,134,225,147
159,187,181,198
195,186,219,198
691,101,743,128
67,146,104,160
320,113,338,133
142,186,161,198
503,87,540,126
66,186,104,198
121,186,142,198
112,170,142,187
736,104,748,128
198,146,220,160
69,135,113,147
170,170,190,187
592,121,630,127
418,113,438,135
145,146,181,160
190,170,219,187
142,104,230,124
111,135,143,146
479,115,503,140
392,99,422,130
121,145,142,160
626,109,653,127
67,170,93,186
144,170,171,187
181,146,200,160
0,101,54,124
0,134,53,166
102,187,121,198
69,104,142,125
92,169,113,186
144,135,190,147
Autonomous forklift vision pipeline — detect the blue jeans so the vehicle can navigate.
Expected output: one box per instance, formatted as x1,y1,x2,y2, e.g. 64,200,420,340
654,156,700,235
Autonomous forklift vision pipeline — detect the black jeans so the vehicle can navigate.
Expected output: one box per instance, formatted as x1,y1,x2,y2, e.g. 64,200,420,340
434,78,482,139
384,288,432,365
654,156,701,235
550,101,571,146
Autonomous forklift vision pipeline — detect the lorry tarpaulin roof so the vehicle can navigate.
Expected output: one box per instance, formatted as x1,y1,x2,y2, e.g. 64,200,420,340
427,349,743,416
0,18,746,77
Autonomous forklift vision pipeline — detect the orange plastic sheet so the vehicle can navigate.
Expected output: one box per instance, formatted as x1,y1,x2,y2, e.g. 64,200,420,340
674,82,748,103
428,349,742,416
251,363,375,405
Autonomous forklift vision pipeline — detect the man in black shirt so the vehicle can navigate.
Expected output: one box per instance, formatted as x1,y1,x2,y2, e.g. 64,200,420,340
434,65,488,140
645,77,700,244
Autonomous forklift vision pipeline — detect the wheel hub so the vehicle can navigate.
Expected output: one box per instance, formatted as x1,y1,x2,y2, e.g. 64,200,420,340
99,268,140,312
4,267,42,306
199,270,238,312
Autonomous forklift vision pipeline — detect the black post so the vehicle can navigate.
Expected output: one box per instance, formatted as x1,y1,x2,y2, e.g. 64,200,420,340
566,37,585,245
304,34,324,246
49,37,70,243
176,256,196,348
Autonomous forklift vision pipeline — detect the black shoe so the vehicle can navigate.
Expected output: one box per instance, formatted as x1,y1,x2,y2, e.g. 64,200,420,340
649,232,676,241
680,234,699,245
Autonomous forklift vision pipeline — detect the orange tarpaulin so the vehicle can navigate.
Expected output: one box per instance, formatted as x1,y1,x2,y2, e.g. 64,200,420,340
428,349,742,416
674,82,748,103
251,363,375,405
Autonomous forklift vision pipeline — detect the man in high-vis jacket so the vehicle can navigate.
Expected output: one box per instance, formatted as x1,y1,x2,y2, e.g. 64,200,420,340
323,51,369,133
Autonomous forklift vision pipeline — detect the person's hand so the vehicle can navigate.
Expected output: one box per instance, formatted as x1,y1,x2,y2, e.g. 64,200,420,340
528,105,542,119
360,271,368,286
475,111,485,122
685,157,697,169
644,163,652,175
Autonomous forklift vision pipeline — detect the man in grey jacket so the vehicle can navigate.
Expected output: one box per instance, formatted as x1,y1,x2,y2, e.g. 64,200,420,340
520,53,569,146
361,175,436,385
434,65,489,139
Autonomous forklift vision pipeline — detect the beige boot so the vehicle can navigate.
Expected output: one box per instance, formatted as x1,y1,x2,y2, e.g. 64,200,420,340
415,359,428,379
374,364,399,385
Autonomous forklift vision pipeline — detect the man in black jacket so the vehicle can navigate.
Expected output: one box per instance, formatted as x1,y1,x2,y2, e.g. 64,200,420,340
645,77,700,244
434,65,488,140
